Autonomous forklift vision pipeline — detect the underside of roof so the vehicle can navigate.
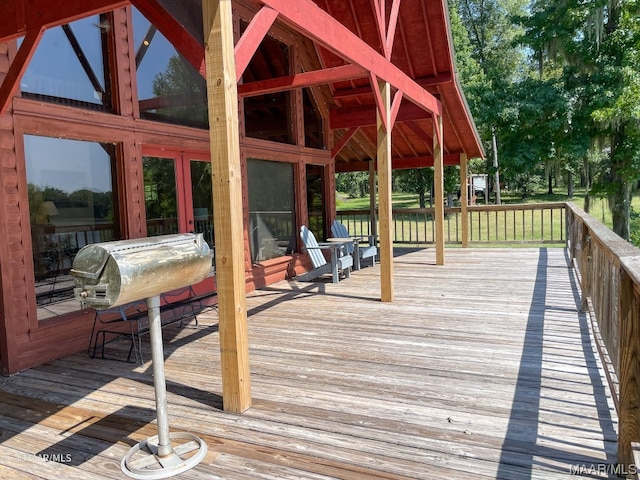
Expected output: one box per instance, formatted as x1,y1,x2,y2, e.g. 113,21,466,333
0,0,485,170
309,0,484,170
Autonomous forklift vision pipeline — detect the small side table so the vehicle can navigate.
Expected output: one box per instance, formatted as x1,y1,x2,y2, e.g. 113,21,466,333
326,237,361,270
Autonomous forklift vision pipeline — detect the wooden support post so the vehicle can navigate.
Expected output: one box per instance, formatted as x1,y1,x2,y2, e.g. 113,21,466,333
434,115,445,265
377,79,393,302
369,160,377,238
459,153,469,248
202,0,251,413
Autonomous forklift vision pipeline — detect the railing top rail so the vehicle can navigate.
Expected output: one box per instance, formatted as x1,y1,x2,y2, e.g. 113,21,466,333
467,202,567,212
566,202,640,261
338,202,568,216
621,257,640,288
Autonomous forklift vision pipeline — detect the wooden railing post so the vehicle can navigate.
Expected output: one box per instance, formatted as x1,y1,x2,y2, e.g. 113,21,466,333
459,153,469,248
580,224,591,313
617,260,640,470
566,206,572,261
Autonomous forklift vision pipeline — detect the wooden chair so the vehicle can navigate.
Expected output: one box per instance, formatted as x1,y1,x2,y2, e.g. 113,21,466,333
331,220,378,269
298,225,353,283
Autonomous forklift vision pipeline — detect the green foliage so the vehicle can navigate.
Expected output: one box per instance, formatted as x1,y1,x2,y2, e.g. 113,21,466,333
335,172,370,198
393,168,433,207
152,55,208,127
509,173,543,199
449,0,640,240
631,206,640,247
143,157,177,219
27,184,114,224
515,0,640,239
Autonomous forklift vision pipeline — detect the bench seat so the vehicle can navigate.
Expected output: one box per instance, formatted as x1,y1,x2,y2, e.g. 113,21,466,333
87,286,217,364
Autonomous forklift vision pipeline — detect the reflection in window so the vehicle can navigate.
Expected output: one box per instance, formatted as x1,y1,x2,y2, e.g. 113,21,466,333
143,156,179,236
156,0,204,42
133,8,208,129
190,160,214,248
306,164,326,240
24,135,120,319
20,15,113,111
248,159,296,263
242,24,293,144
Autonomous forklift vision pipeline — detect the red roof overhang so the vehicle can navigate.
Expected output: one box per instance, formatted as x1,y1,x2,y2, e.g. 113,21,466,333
0,0,484,168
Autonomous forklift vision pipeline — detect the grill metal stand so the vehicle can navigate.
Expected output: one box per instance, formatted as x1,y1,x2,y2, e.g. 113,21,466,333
70,234,212,478
120,295,207,479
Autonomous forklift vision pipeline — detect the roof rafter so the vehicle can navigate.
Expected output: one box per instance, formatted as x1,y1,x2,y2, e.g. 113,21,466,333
0,28,43,115
331,127,359,158
258,0,442,117
330,101,432,129
0,0,128,41
332,73,452,100
335,154,460,172
234,6,279,81
132,0,205,75
238,64,367,98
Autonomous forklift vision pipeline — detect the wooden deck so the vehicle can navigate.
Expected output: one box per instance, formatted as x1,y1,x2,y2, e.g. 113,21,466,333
0,248,618,479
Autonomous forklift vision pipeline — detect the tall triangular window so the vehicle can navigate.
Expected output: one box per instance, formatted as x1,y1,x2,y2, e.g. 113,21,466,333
133,7,208,129
21,14,113,111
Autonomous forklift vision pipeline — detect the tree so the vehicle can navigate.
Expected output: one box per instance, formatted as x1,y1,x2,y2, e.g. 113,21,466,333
449,0,530,202
152,55,208,128
519,0,640,239
394,168,434,207
335,172,370,199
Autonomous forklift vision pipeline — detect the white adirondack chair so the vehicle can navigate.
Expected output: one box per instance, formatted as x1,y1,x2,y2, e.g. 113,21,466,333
298,225,353,283
331,220,377,269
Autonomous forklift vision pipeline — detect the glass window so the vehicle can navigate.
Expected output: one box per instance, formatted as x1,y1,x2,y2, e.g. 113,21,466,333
247,159,296,263
143,156,179,236
20,14,113,111
133,8,208,129
242,25,293,144
306,164,326,240
156,0,204,43
190,160,214,248
25,135,120,319
304,89,324,149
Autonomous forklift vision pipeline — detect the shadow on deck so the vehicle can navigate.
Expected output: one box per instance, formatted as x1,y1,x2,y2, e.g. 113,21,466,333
0,247,618,479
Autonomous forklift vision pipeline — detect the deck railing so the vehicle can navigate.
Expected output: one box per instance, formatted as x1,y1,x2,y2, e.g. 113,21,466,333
337,202,567,245
566,202,640,471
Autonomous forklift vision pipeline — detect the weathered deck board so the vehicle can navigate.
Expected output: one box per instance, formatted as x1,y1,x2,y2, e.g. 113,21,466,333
0,248,618,479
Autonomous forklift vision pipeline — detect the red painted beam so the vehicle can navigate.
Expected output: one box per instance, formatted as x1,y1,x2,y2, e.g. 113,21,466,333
258,0,442,116
332,73,453,100
372,0,386,56
0,0,128,41
335,154,461,172
331,127,358,158
235,6,279,81
369,72,403,132
0,28,43,115
405,122,434,154
132,0,205,75
385,0,402,59
330,101,432,129
238,64,367,98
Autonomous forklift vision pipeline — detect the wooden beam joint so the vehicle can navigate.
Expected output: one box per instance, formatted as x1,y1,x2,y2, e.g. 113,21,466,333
234,6,279,81
0,28,44,116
